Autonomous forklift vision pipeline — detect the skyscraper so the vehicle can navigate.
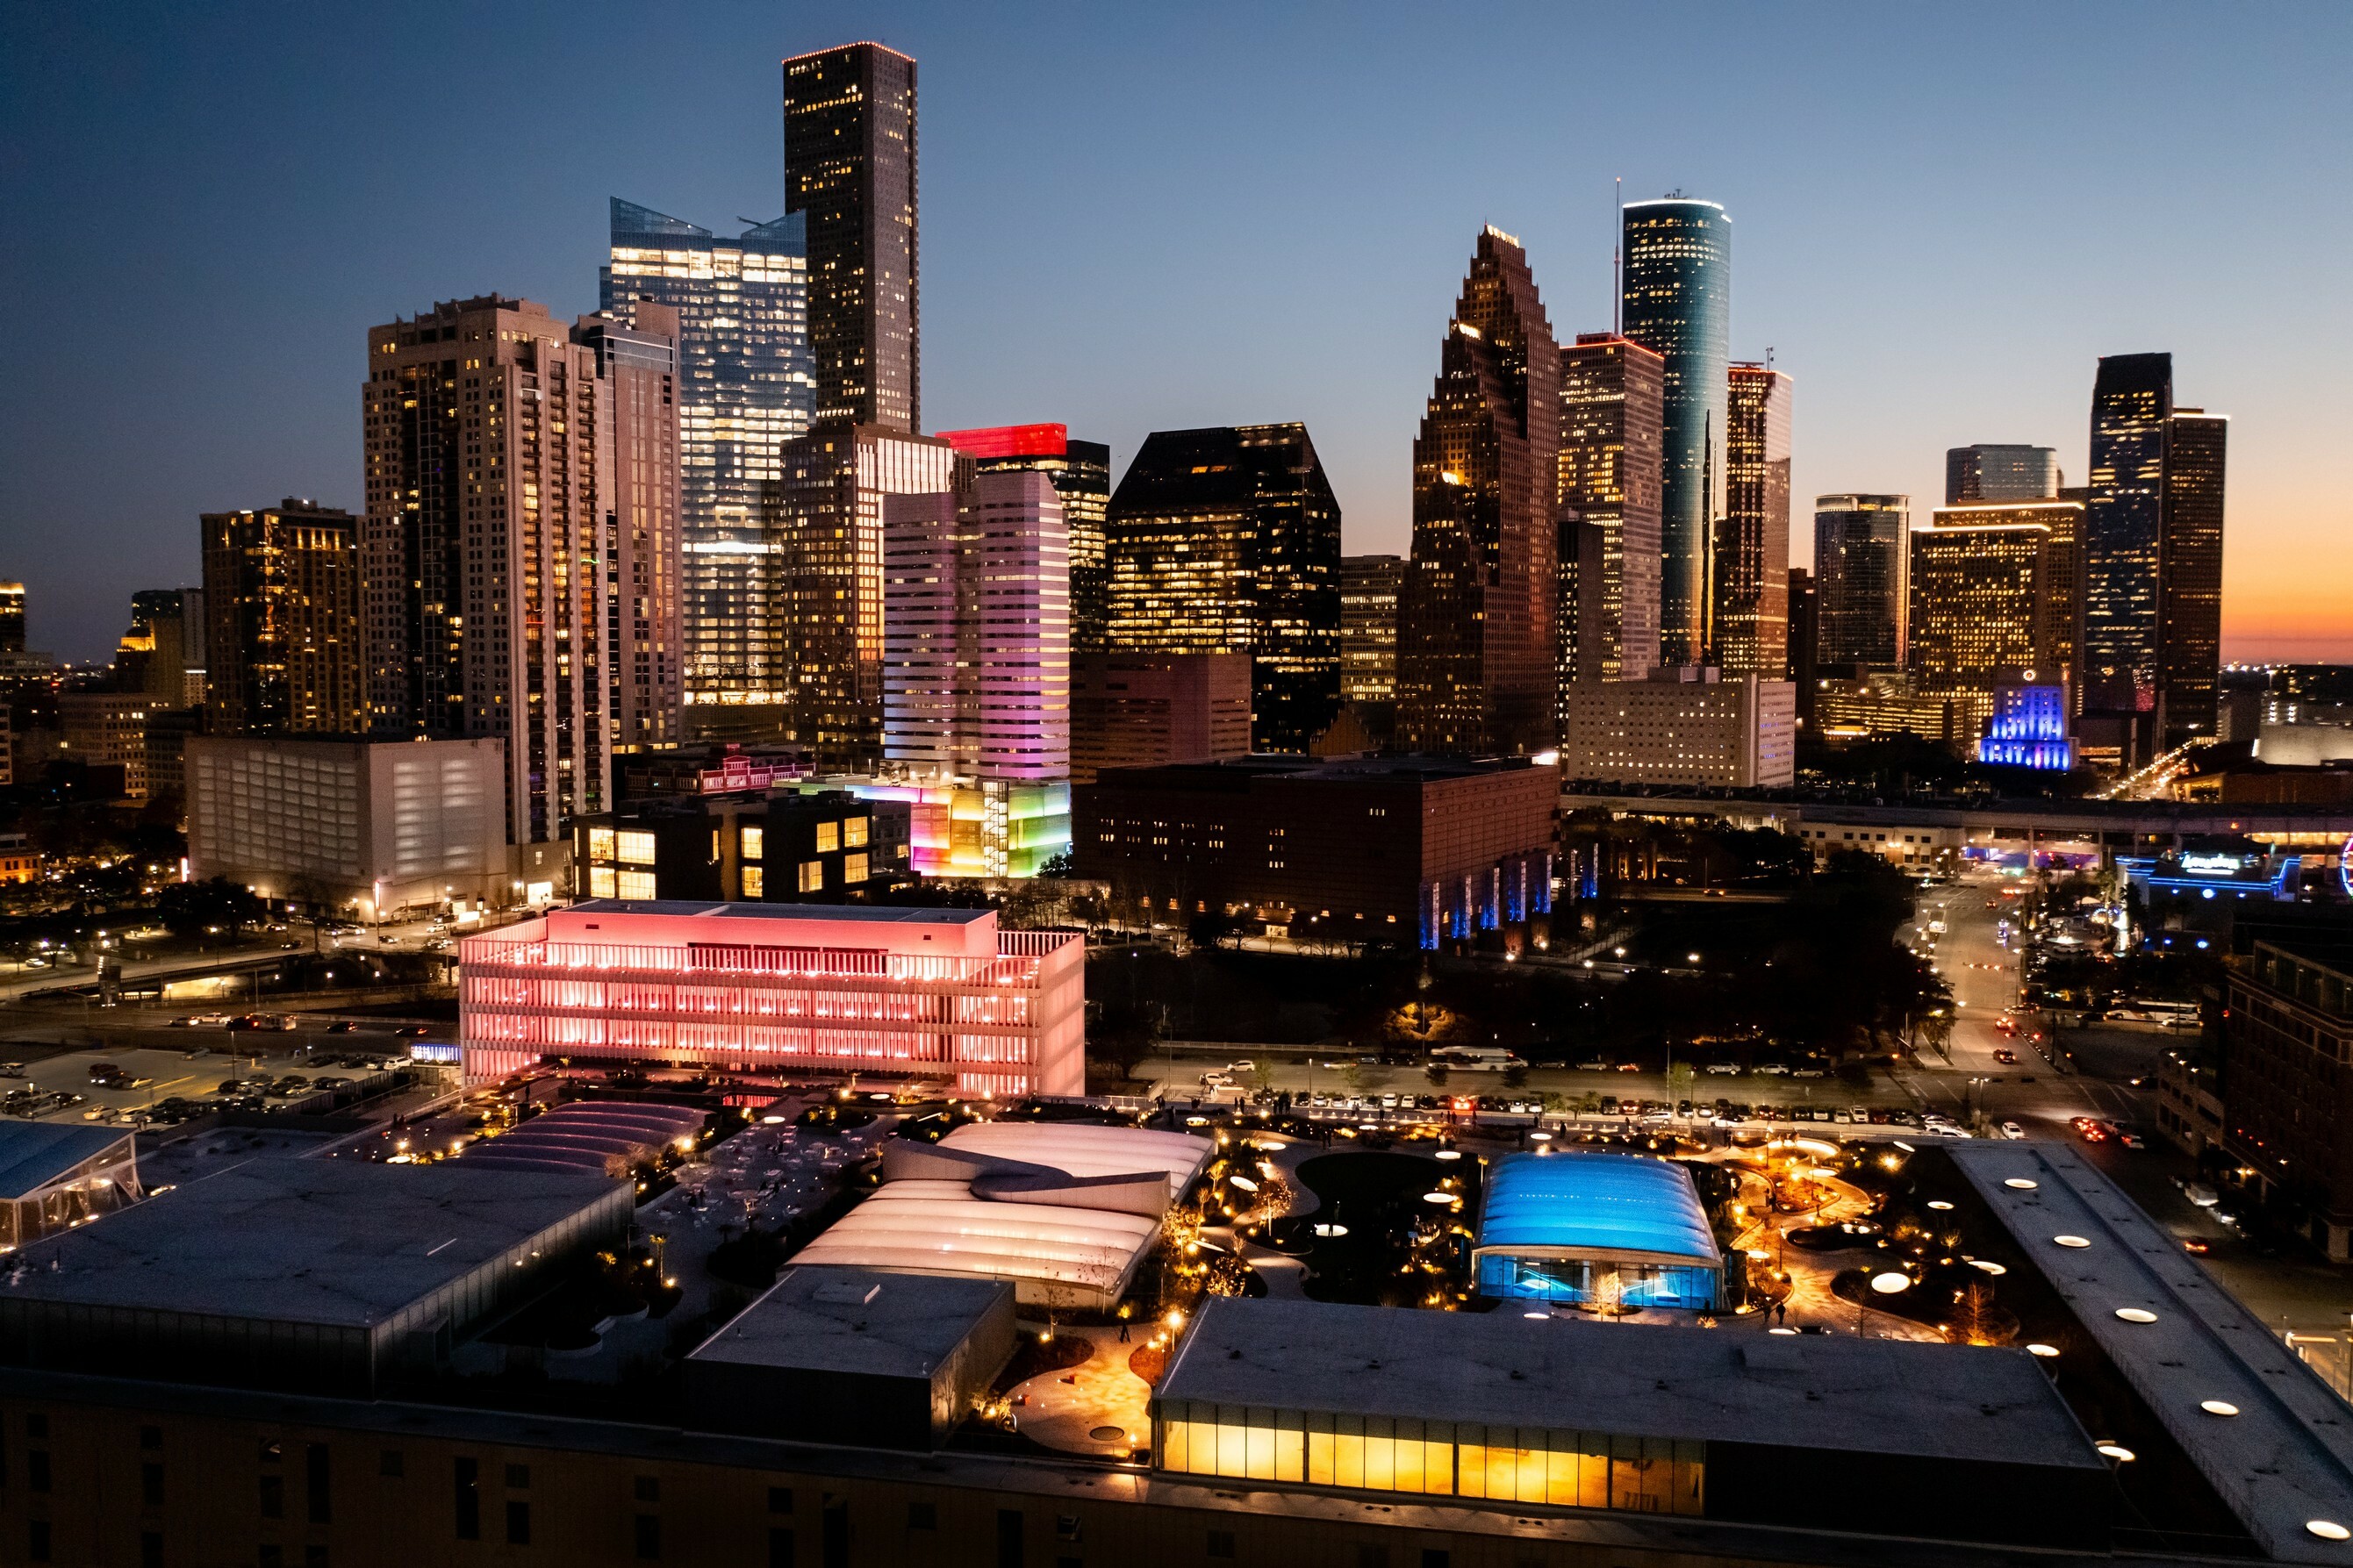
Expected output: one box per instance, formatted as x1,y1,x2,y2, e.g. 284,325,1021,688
934,425,1111,651
574,307,686,753
363,297,678,847
1105,424,1341,754
1933,498,2085,690
1557,333,1662,690
1620,197,1730,665
599,199,812,729
201,499,362,736
0,582,23,655
1945,444,2061,504
784,42,918,431
1718,362,1792,677
1340,555,1404,708
2081,353,2172,723
1910,512,2056,691
1398,227,1560,757
883,466,1068,783
765,423,957,761
1785,566,1818,727
2158,409,2227,746
1811,495,1910,669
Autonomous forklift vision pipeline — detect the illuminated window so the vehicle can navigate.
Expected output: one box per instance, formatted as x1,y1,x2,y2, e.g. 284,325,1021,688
844,853,868,884
800,860,824,893
617,870,656,901
741,826,764,862
617,831,656,864
742,865,764,899
588,827,616,860
589,867,617,899
843,816,868,848
815,821,840,854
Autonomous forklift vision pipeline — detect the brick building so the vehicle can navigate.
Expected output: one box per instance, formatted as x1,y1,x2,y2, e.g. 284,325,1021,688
2220,928,2353,1257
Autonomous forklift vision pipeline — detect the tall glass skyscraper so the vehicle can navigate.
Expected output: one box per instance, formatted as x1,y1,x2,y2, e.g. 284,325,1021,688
1811,495,1910,669
2082,353,2172,720
2157,410,2227,747
1718,363,1792,678
1620,197,1730,666
1557,333,1663,691
601,199,813,726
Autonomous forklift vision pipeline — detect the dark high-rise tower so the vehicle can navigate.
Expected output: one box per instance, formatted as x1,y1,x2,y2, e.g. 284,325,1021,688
1398,226,1560,756
1946,444,2060,504
1812,495,1909,669
1557,333,1662,693
1718,362,1792,677
2158,409,2227,746
784,42,918,432
2081,353,2172,722
1104,425,1341,753
201,499,362,735
1620,197,1730,666
1785,566,1818,727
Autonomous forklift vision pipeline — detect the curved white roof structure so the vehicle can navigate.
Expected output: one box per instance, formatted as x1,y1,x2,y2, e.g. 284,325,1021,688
790,1121,1212,1309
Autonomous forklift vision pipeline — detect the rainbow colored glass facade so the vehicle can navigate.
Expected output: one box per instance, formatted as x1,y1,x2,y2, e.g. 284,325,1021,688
1976,684,2075,770
457,901,1083,1096
796,776,1070,879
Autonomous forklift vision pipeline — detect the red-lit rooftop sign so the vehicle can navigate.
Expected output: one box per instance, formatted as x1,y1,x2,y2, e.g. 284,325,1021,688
936,423,1068,460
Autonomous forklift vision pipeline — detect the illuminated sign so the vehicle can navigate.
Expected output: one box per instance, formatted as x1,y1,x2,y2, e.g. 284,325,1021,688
2178,854,2244,877
409,1042,462,1063
934,423,1068,460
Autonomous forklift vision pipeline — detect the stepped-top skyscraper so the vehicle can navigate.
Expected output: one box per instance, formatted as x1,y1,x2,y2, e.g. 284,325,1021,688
600,200,812,727
1620,197,1730,666
784,42,918,431
1398,226,1560,757
1946,444,2059,504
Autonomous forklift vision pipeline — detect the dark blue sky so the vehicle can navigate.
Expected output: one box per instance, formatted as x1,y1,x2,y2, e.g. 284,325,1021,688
4,1,2348,662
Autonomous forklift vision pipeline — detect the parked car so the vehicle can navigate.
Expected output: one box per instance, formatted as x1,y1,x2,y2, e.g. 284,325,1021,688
1704,1063,1741,1076
1999,1121,2026,1140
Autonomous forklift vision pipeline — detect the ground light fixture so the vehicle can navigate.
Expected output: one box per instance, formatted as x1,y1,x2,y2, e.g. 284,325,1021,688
2309,1521,2352,1542
2115,1307,2159,1324
2027,1343,2060,1357
1433,1149,1461,1161
1423,1192,1455,1206
1311,1223,1348,1238
2098,1444,2136,1462
1969,1260,2007,1275
2200,1400,2241,1416
1927,1199,1954,1210
1529,1131,1553,1142
2053,1235,2091,1249
2004,1178,2039,1190
1869,1272,1910,1293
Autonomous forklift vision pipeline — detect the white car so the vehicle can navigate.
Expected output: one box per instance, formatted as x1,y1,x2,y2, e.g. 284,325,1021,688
1753,1063,1790,1077
1999,1121,2026,1140
1704,1063,1741,1076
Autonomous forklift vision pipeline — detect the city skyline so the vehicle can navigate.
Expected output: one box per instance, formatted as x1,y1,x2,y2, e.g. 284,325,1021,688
4,3,2349,663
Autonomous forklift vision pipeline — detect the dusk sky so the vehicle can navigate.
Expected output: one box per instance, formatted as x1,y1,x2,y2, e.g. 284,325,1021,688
4,1,2348,664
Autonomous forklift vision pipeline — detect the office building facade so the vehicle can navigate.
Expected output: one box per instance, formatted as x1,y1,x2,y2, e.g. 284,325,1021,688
118,588,205,707
599,199,813,729
575,788,910,904
55,691,154,799
883,467,1068,783
201,499,362,736
764,424,958,761
1785,566,1818,727
364,297,685,850
1945,444,2061,504
1557,333,1663,690
936,425,1111,653
1910,513,2055,698
1339,555,1403,707
1561,669,1796,789
1717,362,1791,677
574,308,686,752
1620,197,1730,665
2081,352,2171,726
460,902,1085,1098
1076,756,1557,948
1811,495,1909,668
0,581,21,654
1068,652,1252,784
784,42,918,431
185,734,508,917
1105,424,1340,754
1398,227,1560,757
2159,409,2227,748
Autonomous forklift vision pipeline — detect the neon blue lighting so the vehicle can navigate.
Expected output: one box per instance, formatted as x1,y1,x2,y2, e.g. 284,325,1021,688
1977,684,2075,770
1475,1153,1721,1308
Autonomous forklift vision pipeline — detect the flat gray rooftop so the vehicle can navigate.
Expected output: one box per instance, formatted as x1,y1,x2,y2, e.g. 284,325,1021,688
569,899,988,927
688,1265,1010,1380
1159,1297,2099,1471
0,1156,623,1328
1948,1142,2353,1563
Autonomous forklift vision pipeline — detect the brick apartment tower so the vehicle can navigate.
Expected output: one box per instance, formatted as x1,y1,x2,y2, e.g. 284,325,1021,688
1398,227,1560,756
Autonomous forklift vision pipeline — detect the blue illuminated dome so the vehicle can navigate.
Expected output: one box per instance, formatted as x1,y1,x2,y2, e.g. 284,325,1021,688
1473,1152,1722,1308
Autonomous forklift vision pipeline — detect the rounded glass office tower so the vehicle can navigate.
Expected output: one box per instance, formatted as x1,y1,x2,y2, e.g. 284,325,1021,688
1620,198,1731,666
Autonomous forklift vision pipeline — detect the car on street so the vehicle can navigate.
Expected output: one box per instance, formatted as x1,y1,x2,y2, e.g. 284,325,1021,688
1992,1048,2018,1064
1704,1063,1741,1076
1999,1121,2026,1140
2182,1237,2211,1255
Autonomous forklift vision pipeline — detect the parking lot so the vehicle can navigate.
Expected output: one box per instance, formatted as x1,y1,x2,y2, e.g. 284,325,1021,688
0,1039,411,1128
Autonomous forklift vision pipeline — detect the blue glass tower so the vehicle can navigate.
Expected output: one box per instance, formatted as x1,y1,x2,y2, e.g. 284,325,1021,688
1621,198,1731,666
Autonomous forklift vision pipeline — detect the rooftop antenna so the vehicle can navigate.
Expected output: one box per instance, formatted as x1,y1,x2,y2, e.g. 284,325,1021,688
1611,176,1622,337
1765,346,1776,370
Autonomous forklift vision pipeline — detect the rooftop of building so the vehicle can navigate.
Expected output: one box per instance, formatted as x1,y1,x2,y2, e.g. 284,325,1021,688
563,899,989,928
0,1157,623,1328
1474,1152,1721,1266
1090,755,1546,788
1158,1298,2098,1472
1948,1141,2353,1562
685,1266,1010,1381
0,1123,133,1201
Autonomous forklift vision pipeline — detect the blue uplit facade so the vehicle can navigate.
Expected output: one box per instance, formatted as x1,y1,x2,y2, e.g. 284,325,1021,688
1621,198,1730,665
1976,684,2076,770
1473,1153,1722,1309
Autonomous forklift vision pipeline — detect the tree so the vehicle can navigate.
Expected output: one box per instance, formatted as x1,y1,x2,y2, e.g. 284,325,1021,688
156,877,264,942
1666,1061,1697,1107
1424,1062,1451,1090
1037,850,1076,878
